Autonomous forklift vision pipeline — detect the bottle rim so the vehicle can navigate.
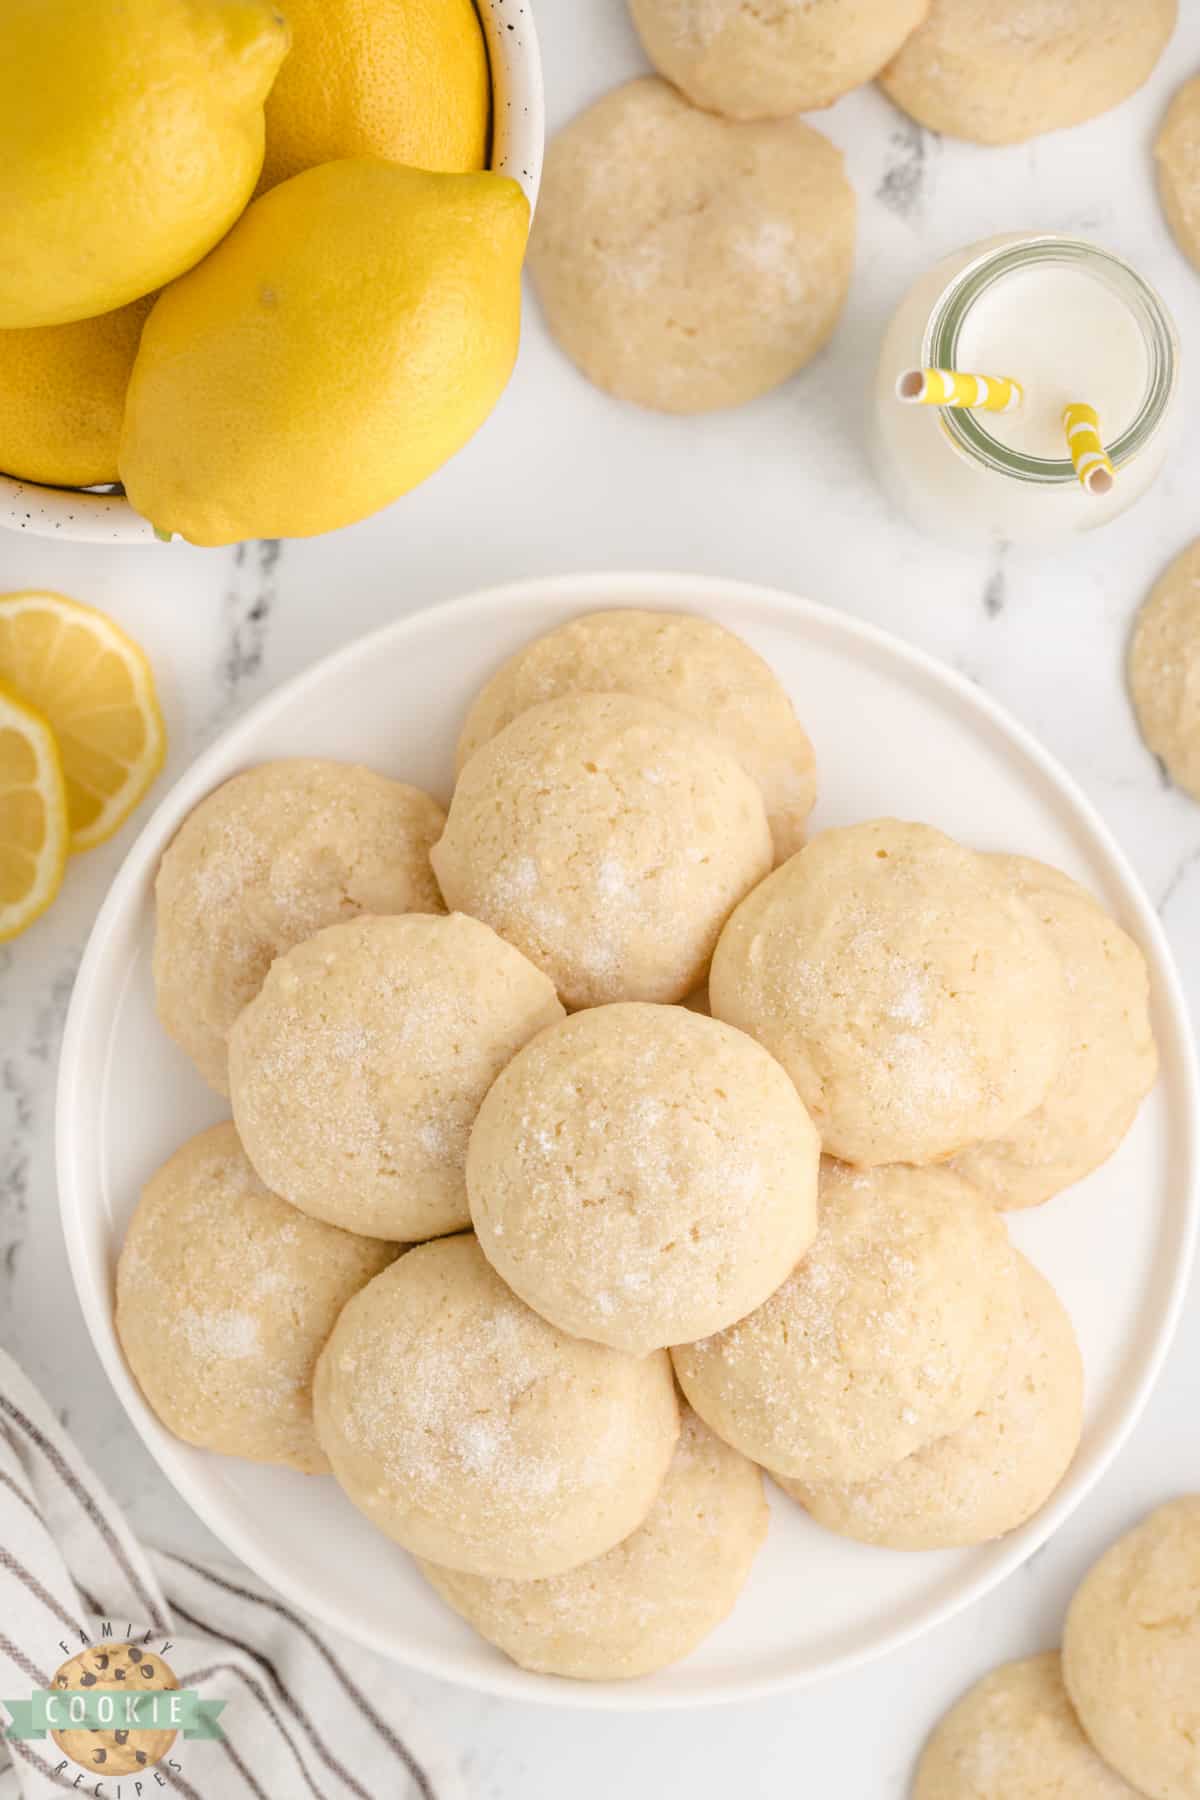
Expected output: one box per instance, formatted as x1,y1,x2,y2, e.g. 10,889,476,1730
922,236,1178,487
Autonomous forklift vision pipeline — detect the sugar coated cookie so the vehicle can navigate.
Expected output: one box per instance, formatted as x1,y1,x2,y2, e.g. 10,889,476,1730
154,759,445,1093
672,1160,1018,1488
1064,1496,1200,1800
952,857,1156,1209
1158,78,1200,274
313,1235,680,1578
116,1122,397,1471
468,1003,820,1354
432,692,772,1009
709,820,1067,1167
1130,538,1200,802
879,0,1177,146
455,609,817,862
528,79,855,414
784,1253,1082,1548
915,1652,1142,1799
629,0,930,121
228,912,564,1240
417,1406,767,1680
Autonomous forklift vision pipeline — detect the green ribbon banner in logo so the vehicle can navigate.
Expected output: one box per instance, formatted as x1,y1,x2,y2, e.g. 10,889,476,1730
3,1689,226,1741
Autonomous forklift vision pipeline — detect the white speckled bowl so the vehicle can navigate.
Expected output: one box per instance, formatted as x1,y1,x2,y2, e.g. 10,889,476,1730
0,0,544,547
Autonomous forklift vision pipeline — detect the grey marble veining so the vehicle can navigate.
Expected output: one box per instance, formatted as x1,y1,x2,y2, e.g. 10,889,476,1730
209,536,284,734
875,119,936,224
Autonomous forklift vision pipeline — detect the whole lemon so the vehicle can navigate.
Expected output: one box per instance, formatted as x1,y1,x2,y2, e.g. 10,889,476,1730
0,0,289,329
0,297,155,487
119,160,530,546
261,0,490,192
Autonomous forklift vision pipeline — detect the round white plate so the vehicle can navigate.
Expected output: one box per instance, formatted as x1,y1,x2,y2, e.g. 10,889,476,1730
57,572,1199,1708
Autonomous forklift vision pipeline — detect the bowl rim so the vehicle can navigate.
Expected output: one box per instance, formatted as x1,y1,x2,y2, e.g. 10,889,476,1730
0,0,544,546
55,570,1200,1709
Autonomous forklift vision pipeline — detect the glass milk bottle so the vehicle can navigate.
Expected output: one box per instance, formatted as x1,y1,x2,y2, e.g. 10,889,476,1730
874,236,1179,545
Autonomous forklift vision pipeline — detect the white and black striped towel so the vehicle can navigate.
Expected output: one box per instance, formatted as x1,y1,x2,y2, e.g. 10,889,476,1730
0,1348,459,1800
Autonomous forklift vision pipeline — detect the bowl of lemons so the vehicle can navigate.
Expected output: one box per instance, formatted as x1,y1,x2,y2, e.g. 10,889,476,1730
0,0,543,547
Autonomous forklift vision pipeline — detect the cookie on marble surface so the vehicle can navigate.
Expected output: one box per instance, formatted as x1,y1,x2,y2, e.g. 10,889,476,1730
313,1235,680,1579
709,819,1068,1167
952,856,1156,1210
117,1122,398,1470
432,691,772,1010
879,0,1177,145
417,1406,767,1680
1130,538,1200,803
783,1253,1082,1549
454,608,816,862
228,912,564,1240
1158,77,1200,274
672,1159,1018,1488
154,758,445,1094
1064,1496,1200,1800
468,1003,819,1354
527,79,855,414
914,1652,1141,1799
628,0,929,121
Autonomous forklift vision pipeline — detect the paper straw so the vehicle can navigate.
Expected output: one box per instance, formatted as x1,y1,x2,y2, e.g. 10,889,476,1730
896,368,1024,413
1063,403,1115,495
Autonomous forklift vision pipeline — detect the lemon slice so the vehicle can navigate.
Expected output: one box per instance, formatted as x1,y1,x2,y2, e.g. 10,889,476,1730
0,590,165,851
0,681,69,940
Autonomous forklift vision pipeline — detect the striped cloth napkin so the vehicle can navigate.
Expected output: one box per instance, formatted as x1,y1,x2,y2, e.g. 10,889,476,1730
0,1348,459,1800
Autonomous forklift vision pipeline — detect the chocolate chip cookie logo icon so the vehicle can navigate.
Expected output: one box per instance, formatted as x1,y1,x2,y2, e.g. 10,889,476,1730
3,1632,225,1788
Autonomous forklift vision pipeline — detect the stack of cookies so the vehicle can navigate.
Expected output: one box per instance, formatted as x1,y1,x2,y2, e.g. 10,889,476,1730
117,608,1157,1682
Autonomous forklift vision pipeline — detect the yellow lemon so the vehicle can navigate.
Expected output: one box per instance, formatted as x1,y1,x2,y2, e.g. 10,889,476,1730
261,0,490,192
0,0,289,329
0,592,166,850
119,159,530,547
0,296,155,488
0,682,68,942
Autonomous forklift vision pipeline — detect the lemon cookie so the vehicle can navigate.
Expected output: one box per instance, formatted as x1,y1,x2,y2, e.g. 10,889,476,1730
1158,78,1200,275
432,692,772,1009
154,759,445,1094
228,913,564,1240
1130,538,1200,802
528,79,855,414
952,857,1156,1209
468,1003,819,1354
1064,1496,1200,1800
417,1406,767,1680
50,1642,179,1780
709,820,1067,1167
314,1235,680,1578
455,609,816,861
629,0,929,121
879,0,1177,146
915,1652,1141,1799
672,1160,1018,1488
784,1253,1082,1548
116,1123,397,1471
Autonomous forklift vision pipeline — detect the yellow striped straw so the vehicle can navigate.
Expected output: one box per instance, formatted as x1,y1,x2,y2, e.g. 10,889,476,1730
896,368,1024,413
1063,403,1115,495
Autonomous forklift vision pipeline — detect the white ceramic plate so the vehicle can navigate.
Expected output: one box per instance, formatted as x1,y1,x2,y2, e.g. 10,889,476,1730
57,573,1199,1708
0,0,544,545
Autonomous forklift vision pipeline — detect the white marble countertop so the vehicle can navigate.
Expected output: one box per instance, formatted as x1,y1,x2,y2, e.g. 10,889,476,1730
4,5,1200,1795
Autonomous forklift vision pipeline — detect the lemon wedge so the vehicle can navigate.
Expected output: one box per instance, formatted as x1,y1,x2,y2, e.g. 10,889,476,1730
0,590,165,851
0,681,69,940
